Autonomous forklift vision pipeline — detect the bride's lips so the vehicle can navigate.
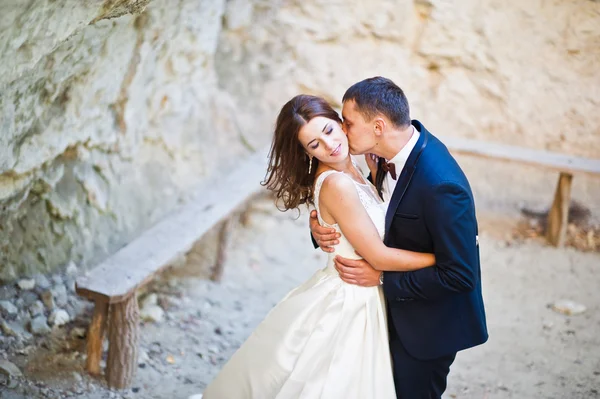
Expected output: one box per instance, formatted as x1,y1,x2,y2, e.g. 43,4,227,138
330,144,342,156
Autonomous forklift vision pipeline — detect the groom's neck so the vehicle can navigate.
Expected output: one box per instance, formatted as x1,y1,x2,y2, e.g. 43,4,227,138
375,125,414,160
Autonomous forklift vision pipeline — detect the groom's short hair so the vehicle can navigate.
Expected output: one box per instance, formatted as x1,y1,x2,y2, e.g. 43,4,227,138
342,77,411,128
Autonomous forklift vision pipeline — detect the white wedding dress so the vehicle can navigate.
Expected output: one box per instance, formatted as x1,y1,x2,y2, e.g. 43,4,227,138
202,169,396,399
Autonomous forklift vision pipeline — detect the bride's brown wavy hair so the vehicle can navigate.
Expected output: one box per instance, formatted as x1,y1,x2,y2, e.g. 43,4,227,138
262,95,342,211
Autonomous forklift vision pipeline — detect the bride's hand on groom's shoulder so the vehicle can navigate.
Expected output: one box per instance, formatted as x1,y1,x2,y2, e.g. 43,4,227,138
309,210,340,253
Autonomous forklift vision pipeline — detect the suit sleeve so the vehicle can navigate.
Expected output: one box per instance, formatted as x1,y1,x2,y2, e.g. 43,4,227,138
311,233,318,249
382,181,478,300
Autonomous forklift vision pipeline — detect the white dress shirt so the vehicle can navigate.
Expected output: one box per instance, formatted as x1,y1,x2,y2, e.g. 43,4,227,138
382,127,420,203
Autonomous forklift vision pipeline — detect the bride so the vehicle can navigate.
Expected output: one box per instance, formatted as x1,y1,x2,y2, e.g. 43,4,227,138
201,95,436,398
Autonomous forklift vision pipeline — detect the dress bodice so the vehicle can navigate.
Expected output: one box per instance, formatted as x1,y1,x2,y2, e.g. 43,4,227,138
313,166,387,263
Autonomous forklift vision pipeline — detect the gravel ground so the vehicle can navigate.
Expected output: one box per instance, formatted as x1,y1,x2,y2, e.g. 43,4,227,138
1,196,599,399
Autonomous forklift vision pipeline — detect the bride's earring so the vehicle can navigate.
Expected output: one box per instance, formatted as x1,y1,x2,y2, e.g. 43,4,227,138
308,156,313,174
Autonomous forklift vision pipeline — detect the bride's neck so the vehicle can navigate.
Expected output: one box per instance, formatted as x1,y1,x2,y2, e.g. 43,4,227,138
317,157,354,174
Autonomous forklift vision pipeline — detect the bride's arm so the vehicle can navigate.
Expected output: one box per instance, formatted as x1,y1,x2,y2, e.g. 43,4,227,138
319,174,434,272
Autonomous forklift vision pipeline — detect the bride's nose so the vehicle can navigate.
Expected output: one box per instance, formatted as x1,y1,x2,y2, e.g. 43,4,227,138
323,137,335,150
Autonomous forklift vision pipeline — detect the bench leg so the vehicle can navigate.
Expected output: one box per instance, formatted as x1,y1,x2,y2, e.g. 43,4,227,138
86,299,108,375
211,219,231,282
106,294,139,389
546,172,573,247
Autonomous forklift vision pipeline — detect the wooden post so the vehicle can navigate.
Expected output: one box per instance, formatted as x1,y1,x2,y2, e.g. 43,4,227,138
106,294,139,389
86,299,108,375
211,219,231,282
546,172,573,247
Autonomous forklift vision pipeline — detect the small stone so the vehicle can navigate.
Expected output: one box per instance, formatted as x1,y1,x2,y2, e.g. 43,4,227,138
2,319,32,341
52,284,68,308
214,327,223,335
65,277,76,293
41,290,55,310
550,300,587,316
0,285,17,300
148,341,162,354
497,383,510,391
0,300,18,316
138,349,150,364
65,261,78,276
207,345,219,354
7,377,18,389
29,315,51,335
72,371,83,383
140,305,165,323
33,274,52,291
65,300,85,319
70,327,86,339
16,345,35,356
132,387,140,393
0,360,22,377
48,309,70,326
29,300,45,317
141,293,158,308
18,279,36,290
0,318,18,337
22,291,40,307
52,274,63,285
14,297,24,308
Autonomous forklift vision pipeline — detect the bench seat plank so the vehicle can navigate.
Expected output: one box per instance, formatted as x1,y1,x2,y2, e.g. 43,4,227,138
76,147,269,303
443,136,600,176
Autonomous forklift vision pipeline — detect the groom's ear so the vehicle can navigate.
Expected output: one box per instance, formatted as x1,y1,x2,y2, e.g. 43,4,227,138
373,118,386,137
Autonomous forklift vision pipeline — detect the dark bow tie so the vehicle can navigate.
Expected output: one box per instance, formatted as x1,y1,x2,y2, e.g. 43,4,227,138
381,161,397,180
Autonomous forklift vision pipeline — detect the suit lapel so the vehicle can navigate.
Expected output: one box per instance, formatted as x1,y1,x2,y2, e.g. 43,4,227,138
384,120,429,234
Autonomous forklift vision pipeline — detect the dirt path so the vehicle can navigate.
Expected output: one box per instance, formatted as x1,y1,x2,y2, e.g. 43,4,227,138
2,196,599,399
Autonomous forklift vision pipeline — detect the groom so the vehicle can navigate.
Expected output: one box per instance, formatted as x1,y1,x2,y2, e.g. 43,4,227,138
310,77,488,398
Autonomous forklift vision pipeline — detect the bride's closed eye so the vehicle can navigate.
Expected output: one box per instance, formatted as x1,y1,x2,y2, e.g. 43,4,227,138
310,128,333,149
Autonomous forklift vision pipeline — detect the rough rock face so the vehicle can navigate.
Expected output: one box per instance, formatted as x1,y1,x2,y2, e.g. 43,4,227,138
1,0,599,280
215,0,600,217
0,0,250,280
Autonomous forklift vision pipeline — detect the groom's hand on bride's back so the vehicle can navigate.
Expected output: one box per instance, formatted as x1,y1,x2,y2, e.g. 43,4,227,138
309,210,340,253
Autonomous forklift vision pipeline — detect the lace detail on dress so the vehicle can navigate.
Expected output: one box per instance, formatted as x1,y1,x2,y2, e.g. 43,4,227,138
313,167,384,229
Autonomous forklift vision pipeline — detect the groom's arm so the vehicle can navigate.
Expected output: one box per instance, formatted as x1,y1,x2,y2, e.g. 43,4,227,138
383,181,478,301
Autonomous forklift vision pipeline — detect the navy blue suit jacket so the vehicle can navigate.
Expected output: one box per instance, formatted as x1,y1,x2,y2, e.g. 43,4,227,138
382,120,488,360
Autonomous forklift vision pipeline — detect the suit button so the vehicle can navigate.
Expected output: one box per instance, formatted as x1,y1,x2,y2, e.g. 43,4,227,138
395,297,414,302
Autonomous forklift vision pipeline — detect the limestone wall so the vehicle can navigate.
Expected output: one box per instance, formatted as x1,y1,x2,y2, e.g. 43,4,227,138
1,0,599,280
216,0,600,217
0,0,251,280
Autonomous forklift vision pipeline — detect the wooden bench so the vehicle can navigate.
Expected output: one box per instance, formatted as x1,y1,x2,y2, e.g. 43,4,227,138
443,137,600,247
75,147,269,388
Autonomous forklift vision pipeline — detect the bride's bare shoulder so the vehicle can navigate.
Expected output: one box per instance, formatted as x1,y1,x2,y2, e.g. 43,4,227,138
318,172,359,204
